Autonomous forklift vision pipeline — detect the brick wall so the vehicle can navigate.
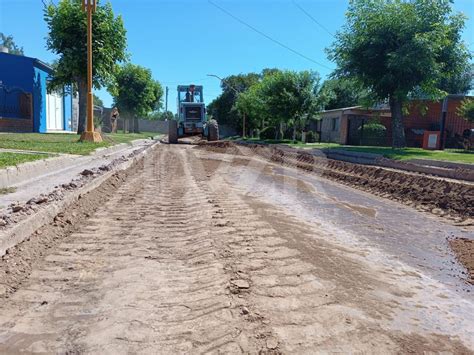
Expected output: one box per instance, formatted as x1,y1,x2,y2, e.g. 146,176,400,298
378,98,474,147
0,117,34,132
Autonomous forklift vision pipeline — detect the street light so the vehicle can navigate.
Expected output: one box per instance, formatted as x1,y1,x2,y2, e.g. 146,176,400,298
207,74,246,138
80,0,102,143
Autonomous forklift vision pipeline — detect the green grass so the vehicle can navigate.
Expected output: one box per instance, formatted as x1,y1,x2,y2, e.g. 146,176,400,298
0,152,49,169
0,186,17,195
234,137,474,164
0,132,159,156
335,146,474,164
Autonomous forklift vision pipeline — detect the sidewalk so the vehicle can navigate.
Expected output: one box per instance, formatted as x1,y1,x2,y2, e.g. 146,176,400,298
0,139,155,209
316,148,474,182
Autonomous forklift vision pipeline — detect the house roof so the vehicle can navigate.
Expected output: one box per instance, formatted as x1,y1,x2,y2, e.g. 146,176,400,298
0,52,53,73
321,106,362,113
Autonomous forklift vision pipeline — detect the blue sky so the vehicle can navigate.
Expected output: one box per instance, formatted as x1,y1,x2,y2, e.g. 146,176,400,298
1,0,473,113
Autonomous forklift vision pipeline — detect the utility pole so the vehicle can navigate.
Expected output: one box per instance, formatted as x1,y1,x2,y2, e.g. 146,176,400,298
165,86,169,112
439,97,448,150
80,0,102,143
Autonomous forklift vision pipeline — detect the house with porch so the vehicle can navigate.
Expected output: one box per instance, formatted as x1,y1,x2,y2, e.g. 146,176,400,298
0,50,78,133
312,106,391,145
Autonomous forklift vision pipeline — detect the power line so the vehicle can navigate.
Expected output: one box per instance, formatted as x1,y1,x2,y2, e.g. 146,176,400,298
292,0,335,38
208,0,333,71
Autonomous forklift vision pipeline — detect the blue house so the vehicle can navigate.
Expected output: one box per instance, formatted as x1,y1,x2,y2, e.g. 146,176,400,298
0,51,77,133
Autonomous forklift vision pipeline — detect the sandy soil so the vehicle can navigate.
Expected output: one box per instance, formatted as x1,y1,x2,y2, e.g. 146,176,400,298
0,144,473,353
450,238,474,284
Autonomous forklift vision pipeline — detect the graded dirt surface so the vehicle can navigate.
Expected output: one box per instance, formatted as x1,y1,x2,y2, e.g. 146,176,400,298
450,238,474,284
0,144,473,353
198,141,474,220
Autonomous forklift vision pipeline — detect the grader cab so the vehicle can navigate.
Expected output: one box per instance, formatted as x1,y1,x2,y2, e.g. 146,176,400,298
168,84,219,143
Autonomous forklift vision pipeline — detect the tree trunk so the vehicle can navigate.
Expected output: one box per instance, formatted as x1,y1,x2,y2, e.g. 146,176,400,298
389,97,406,148
133,116,139,133
77,78,87,134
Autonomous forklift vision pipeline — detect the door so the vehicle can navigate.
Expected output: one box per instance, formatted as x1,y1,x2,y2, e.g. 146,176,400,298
46,92,64,131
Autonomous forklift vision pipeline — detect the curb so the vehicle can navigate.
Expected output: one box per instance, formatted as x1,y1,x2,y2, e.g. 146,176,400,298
319,148,474,182
0,139,154,189
0,142,158,257
0,155,80,189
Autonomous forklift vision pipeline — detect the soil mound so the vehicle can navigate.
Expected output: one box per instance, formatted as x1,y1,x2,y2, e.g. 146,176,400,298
198,142,474,220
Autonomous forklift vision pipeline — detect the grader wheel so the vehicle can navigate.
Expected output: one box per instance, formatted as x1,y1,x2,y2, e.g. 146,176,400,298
208,120,219,142
168,120,178,144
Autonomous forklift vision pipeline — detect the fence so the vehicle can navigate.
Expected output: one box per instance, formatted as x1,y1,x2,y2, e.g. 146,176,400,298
101,116,169,134
0,84,32,120
343,101,474,149
0,83,34,132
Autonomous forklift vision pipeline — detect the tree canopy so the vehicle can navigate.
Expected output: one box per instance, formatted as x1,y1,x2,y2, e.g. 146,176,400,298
236,70,322,139
458,99,474,123
319,77,372,110
0,33,24,55
328,0,471,147
207,73,260,131
44,0,127,133
110,63,162,119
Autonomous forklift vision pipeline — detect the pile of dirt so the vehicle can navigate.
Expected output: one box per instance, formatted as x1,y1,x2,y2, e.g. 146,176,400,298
197,140,243,155
449,238,474,285
196,142,474,221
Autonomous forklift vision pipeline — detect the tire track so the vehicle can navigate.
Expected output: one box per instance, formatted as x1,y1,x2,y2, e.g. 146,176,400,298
0,146,264,354
190,147,472,353
0,145,471,354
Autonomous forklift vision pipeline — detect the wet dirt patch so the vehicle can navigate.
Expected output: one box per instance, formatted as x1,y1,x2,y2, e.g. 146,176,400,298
449,238,474,285
196,142,473,222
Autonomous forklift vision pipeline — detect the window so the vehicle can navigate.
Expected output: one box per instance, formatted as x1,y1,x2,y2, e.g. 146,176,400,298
332,117,340,131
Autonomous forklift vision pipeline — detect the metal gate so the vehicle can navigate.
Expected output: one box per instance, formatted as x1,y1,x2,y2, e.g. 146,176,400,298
0,82,32,120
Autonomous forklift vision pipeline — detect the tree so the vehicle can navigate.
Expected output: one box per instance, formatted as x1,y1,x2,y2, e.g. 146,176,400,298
109,63,163,133
438,63,473,95
328,0,471,147
0,33,24,55
235,83,267,134
259,70,321,139
319,77,372,110
44,0,127,134
207,73,260,132
236,70,322,140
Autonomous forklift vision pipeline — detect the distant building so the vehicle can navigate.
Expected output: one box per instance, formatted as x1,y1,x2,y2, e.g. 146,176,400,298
315,97,474,148
0,51,78,133
312,106,391,145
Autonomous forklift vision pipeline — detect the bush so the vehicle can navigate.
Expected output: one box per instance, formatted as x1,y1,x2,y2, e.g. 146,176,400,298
458,99,474,123
305,131,318,143
359,123,387,146
260,126,277,140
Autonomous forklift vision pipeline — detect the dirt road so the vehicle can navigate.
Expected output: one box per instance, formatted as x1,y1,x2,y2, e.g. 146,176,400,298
0,144,473,353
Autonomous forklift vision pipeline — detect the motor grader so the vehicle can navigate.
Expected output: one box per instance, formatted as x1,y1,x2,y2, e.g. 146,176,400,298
168,84,219,143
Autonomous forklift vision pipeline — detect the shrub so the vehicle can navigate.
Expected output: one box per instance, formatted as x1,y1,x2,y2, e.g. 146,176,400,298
305,131,318,143
260,126,277,140
359,123,387,146
458,99,474,123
